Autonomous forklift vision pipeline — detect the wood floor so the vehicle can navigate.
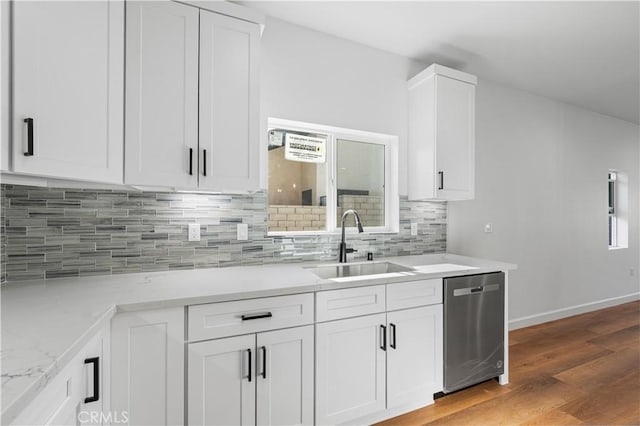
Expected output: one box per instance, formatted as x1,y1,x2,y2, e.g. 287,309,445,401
377,300,640,426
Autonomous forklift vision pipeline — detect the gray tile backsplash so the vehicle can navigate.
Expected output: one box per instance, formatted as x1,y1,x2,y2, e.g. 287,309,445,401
0,184,446,282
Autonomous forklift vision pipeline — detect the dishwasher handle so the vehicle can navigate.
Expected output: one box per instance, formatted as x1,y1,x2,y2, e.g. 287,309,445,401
453,283,500,296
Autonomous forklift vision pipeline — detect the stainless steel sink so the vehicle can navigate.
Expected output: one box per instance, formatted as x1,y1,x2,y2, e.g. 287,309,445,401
308,262,413,279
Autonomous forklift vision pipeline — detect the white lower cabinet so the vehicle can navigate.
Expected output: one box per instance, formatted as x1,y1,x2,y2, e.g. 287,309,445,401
315,314,387,425
13,325,109,426
387,305,443,410
315,282,444,425
17,280,446,425
110,307,185,426
256,327,314,426
188,325,314,426
188,334,255,426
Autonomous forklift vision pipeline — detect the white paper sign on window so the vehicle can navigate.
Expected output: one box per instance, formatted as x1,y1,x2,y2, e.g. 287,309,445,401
284,133,326,163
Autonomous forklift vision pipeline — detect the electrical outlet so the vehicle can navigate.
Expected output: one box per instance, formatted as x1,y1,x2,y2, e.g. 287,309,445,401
188,223,200,241
484,223,493,233
410,223,418,236
237,223,248,241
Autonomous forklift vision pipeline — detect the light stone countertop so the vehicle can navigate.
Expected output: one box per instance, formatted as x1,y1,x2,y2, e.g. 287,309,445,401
1,252,516,423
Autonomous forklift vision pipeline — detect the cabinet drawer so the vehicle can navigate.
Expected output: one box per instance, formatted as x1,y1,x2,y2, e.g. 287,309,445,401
188,293,314,341
316,285,385,322
387,279,442,311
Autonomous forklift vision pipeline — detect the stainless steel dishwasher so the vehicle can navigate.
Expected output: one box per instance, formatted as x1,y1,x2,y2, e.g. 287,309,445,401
443,272,505,393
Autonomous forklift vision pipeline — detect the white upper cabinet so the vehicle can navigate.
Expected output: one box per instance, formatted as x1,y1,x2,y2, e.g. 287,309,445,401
199,10,260,192
11,0,124,183
408,64,476,201
125,1,199,188
125,1,261,191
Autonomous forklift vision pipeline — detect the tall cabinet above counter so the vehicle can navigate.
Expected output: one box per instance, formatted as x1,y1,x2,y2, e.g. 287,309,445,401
8,0,124,183
2,0,264,193
125,1,262,192
408,64,477,201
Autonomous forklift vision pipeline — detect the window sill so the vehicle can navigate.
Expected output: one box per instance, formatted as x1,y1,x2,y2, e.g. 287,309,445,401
267,227,399,237
608,246,627,251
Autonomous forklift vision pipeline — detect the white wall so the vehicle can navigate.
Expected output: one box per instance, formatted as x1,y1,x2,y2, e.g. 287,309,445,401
448,79,640,327
259,17,425,194
259,16,640,327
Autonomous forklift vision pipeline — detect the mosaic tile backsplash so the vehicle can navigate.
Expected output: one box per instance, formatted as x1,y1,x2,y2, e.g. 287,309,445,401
0,184,447,282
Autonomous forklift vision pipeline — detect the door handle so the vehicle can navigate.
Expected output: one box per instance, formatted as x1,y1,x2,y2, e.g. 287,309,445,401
453,284,500,296
380,324,387,351
241,312,273,321
202,149,207,177
261,345,267,379
189,148,193,175
84,357,99,403
438,171,444,190
24,118,34,156
246,348,252,382
390,323,397,349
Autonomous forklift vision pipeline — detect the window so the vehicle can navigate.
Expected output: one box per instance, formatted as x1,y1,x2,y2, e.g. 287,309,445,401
608,171,617,247
267,118,398,235
608,170,628,249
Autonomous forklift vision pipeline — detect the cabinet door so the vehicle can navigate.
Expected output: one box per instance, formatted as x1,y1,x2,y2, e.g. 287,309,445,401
1,0,10,172
188,334,256,426
435,75,475,200
12,327,108,426
256,326,314,426
199,10,260,192
387,305,443,409
316,314,387,425
12,0,123,183
111,307,184,426
125,1,199,188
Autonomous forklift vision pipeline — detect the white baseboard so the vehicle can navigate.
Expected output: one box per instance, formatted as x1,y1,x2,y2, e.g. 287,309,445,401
509,292,640,330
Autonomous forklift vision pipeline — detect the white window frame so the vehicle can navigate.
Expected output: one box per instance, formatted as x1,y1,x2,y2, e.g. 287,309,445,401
608,170,629,250
608,171,617,248
267,118,399,236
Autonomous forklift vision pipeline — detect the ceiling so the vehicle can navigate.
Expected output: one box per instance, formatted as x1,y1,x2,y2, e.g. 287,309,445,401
239,1,640,124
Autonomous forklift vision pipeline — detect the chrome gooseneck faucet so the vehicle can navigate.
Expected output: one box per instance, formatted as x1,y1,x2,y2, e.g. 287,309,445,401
338,209,364,263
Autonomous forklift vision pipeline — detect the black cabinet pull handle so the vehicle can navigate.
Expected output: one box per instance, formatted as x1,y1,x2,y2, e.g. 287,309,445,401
261,345,267,379
390,323,396,349
380,324,387,351
203,149,207,177
247,348,252,382
241,312,273,321
189,148,193,175
438,171,444,190
84,357,99,403
24,118,34,156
